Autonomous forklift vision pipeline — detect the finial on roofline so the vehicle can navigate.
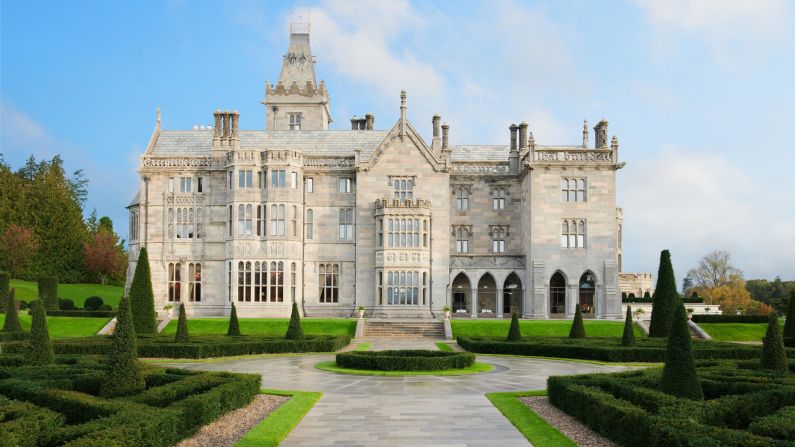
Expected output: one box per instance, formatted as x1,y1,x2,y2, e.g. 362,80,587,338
399,90,407,140
156,107,161,126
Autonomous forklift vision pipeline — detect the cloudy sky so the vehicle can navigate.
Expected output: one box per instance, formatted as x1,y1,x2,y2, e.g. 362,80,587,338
2,0,794,282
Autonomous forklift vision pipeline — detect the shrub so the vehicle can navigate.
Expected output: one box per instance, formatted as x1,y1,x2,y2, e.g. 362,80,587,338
25,300,54,365
649,249,678,337
747,406,795,440
98,304,112,311
84,296,104,311
174,304,189,343
628,293,636,298
227,303,241,336
760,313,789,373
129,247,157,334
784,290,794,341
643,291,651,298
0,270,9,313
622,306,636,347
692,314,769,323
100,295,145,397
58,298,77,310
569,304,585,338
336,350,475,371
622,292,627,299
38,276,59,310
660,303,703,400
2,289,23,333
285,302,304,340
507,312,521,341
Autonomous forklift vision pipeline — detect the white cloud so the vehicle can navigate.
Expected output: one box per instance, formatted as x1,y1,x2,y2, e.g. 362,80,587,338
0,100,55,159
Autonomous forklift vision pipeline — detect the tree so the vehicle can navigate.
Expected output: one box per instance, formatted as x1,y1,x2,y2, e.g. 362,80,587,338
100,295,145,397
25,300,53,365
83,228,125,285
759,313,789,373
660,303,703,400
700,279,754,315
687,250,742,289
1,289,22,333
129,248,156,334
227,303,241,336
569,305,586,339
622,306,636,346
175,303,190,343
681,273,695,297
285,302,305,340
38,276,59,310
0,271,9,314
0,224,39,277
783,291,795,342
649,250,678,337
507,312,522,341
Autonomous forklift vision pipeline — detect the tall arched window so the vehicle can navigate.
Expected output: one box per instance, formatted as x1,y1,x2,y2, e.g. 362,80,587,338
168,263,181,302
290,262,297,302
188,263,201,302
238,205,245,236
270,261,284,302
292,205,298,236
319,264,339,303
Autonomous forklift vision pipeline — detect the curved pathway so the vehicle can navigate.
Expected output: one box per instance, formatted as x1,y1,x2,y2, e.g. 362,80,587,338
175,351,634,446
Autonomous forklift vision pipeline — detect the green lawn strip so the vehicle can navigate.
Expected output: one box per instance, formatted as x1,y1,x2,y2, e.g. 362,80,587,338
476,353,661,367
142,351,327,364
315,360,493,376
9,279,123,308
161,317,357,337
451,319,641,338
354,342,371,351
235,389,322,447
0,314,110,338
486,390,576,447
699,320,786,342
435,342,454,352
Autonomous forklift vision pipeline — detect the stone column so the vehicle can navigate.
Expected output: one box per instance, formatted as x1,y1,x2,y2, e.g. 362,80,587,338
567,283,578,318
471,289,478,319
496,288,504,318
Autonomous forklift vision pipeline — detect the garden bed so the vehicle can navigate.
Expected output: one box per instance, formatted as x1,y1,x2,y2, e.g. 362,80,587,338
335,350,475,371
547,359,795,447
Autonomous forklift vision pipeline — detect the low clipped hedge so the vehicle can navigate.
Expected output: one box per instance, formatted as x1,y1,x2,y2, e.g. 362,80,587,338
2,334,351,359
0,332,30,342
456,336,795,363
623,296,704,304
336,350,475,371
43,310,115,318
692,314,770,323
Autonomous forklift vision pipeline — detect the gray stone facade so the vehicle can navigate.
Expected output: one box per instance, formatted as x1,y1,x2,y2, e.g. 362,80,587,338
127,29,626,319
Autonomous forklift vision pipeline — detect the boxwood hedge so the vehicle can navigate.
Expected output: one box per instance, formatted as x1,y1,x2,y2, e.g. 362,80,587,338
691,314,770,323
336,350,475,371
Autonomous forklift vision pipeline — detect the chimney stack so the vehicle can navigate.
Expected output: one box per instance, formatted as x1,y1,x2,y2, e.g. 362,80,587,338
509,124,518,151
213,109,222,142
441,123,449,151
222,110,231,144
594,119,608,148
351,115,359,130
231,110,239,142
518,122,528,150
582,120,589,147
432,114,441,138
365,113,374,130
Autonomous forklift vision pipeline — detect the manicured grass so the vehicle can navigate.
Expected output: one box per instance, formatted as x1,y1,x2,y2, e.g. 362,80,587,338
451,319,643,338
315,360,493,376
486,390,576,447
0,314,110,338
9,279,123,308
235,389,322,447
162,318,357,337
699,319,785,341
435,342,454,352
354,342,371,351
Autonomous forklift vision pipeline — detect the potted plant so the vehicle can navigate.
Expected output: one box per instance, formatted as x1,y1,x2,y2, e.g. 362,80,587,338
634,308,645,319
357,306,365,319
442,306,451,319
686,308,695,320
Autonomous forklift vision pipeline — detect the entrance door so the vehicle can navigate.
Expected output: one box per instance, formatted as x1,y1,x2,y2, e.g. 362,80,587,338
550,272,566,315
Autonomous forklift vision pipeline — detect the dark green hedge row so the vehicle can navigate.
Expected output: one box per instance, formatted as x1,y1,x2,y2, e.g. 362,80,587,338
43,310,116,318
784,337,794,348
691,314,770,323
2,334,351,359
456,336,795,363
0,332,30,342
336,350,475,371
547,360,795,447
622,297,704,304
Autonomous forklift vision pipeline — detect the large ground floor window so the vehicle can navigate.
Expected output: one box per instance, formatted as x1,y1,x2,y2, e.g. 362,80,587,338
168,262,202,302
236,260,287,303
319,263,339,303
382,270,425,305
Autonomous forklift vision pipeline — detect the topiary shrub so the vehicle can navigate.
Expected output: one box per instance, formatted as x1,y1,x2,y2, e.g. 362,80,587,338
38,276,59,310
628,292,636,298
227,303,241,336
58,298,77,311
2,289,23,333
84,296,104,311
569,304,586,339
100,294,145,397
175,304,190,343
25,300,53,365
507,312,522,341
649,249,678,337
760,312,789,373
621,292,627,299
129,248,157,335
643,291,651,298
0,271,9,314
336,350,475,371
285,302,304,340
783,291,794,347
622,306,636,347
660,303,703,400
98,304,112,311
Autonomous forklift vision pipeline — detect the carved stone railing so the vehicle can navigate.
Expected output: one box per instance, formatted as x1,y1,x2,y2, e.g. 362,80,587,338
451,164,510,175
533,149,613,163
375,250,430,267
142,157,213,168
450,255,526,269
165,194,206,205
226,151,260,164
303,157,355,168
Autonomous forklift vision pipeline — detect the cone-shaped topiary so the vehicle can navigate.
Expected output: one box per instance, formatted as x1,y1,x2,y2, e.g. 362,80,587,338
783,291,794,342
760,312,789,373
129,247,157,335
649,250,679,337
227,303,241,336
507,312,522,341
2,289,22,333
660,303,703,400
25,300,53,365
100,295,145,397
622,306,636,346
38,276,59,310
0,271,9,314
285,302,305,340
174,303,190,343
569,304,586,339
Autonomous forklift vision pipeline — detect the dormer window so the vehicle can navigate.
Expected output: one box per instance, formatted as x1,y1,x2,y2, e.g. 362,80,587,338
289,113,302,130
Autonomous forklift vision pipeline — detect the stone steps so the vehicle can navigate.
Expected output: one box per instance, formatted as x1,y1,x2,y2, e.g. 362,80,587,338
363,321,445,339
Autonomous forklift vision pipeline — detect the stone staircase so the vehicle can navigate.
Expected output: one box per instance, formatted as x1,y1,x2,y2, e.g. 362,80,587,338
362,320,445,339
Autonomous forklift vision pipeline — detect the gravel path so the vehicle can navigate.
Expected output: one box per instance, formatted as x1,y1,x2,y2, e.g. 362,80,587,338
177,394,289,447
520,396,617,447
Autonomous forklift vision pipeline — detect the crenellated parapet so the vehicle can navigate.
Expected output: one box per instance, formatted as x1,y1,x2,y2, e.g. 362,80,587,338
265,79,329,99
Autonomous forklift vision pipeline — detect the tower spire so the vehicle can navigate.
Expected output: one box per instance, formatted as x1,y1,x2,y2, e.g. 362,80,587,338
279,20,316,88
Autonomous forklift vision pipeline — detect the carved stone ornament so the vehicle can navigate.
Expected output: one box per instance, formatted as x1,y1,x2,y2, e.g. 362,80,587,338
304,158,355,168
450,255,526,269
451,164,510,174
534,150,613,162
143,157,213,168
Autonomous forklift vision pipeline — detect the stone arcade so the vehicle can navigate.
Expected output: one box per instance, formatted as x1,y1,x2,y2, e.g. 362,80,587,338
127,25,627,320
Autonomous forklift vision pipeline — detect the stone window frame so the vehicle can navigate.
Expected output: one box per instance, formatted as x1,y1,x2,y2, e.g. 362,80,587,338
271,170,286,188
561,178,587,202
452,184,472,210
338,177,353,193
489,225,509,253
271,204,286,236
453,224,472,253
491,185,509,210
561,219,586,248
338,208,354,240
389,176,416,204
188,262,202,302
179,176,193,193
168,262,181,302
256,205,266,237
237,204,253,237
169,207,201,240
386,270,421,305
238,170,254,189
305,177,313,193
288,112,302,130
319,263,339,303
305,209,314,240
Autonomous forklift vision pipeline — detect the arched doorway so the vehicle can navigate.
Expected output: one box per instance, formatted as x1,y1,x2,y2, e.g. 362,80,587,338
503,273,523,316
550,272,566,315
451,273,471,314
477,274,497,315
579,271,596,315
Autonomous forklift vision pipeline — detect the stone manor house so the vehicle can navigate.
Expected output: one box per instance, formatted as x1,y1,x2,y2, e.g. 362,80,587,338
127,26,630,320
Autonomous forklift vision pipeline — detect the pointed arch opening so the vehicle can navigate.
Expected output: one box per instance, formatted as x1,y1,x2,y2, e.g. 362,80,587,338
451,273,471,314
550,272,566,315
477,273,497,315
503,273,523,316
579,271,596,315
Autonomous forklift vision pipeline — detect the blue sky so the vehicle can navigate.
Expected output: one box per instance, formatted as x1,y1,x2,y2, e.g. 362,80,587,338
2,0,794,282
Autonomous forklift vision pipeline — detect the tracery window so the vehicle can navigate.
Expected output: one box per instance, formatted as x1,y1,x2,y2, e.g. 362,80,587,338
386,271,420,305
561,178,586,202
492,187,506,210
319,263,339,303
270,261,284,302
271,204,286,236
455,226,470,253
188,263,201,302
238,261,252,302
253,261,265,302
454,186,469,210
289,113,302,130
168,262,181,302
491,226,506,253
170,207,199,239
393,179,414,204
561,219,586,248
237,204,253,236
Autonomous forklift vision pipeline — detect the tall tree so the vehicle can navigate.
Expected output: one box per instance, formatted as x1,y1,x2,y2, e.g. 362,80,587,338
0,224,39,277
227,303,241,336
687,250,742,289
175,303,190,343
129,248,157,334
649,250,678,337
660,303,703,400
83,228,125,285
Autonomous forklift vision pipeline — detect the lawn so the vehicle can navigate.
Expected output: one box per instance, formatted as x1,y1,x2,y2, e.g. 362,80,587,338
699,318,785,341
451,319,643,338
487,390,576,447
8,278,123,308
0,314,110,338
161,317,357,337
235,389,322,447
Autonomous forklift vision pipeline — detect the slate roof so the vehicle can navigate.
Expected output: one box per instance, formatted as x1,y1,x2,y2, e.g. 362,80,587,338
279,32,316,87
449,145,509,162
